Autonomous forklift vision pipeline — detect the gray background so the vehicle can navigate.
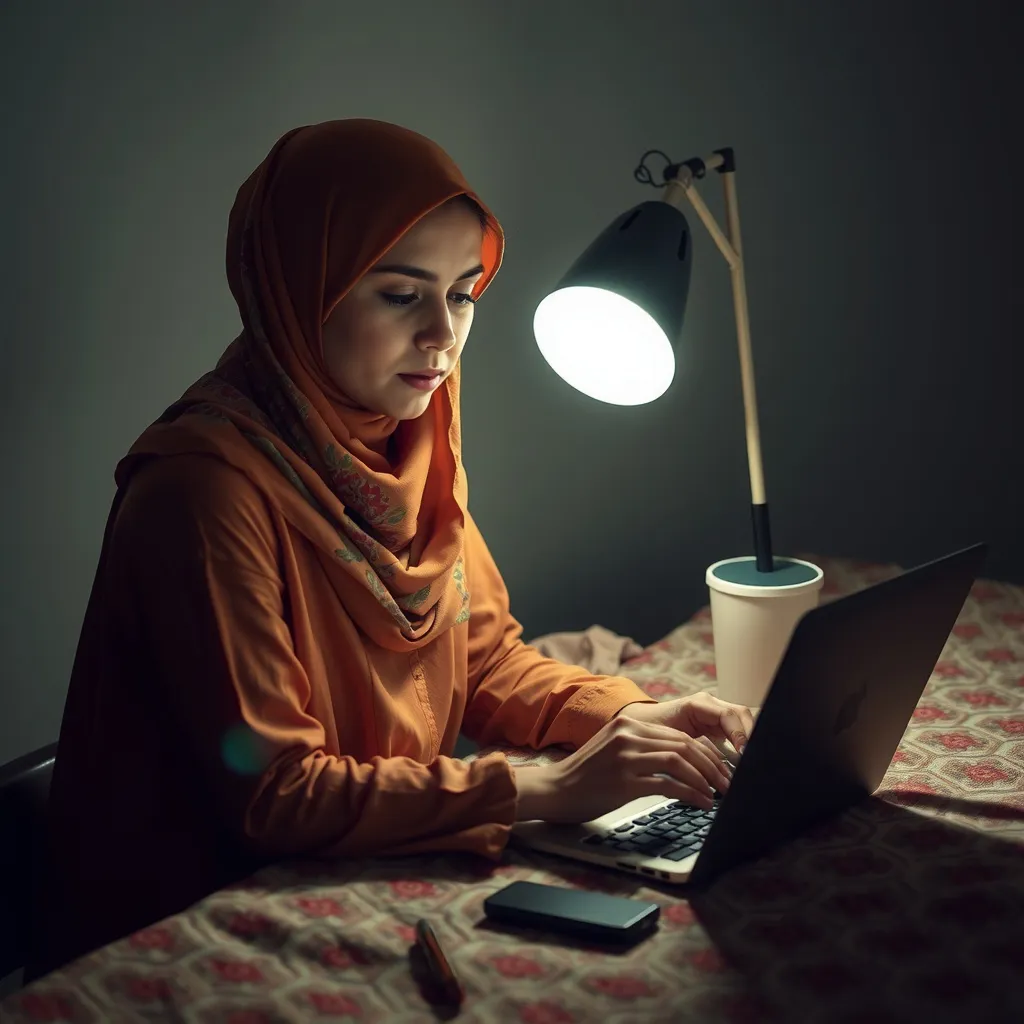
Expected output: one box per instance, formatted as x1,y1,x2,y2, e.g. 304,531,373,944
1,1,1020,768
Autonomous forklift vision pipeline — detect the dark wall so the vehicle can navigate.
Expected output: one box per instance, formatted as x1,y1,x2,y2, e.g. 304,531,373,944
1,0,1020,766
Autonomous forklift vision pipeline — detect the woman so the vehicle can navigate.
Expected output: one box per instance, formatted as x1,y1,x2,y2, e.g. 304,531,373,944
30,119,752,976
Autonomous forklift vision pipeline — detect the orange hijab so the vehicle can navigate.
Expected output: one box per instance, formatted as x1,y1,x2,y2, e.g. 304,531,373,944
117,119,504,651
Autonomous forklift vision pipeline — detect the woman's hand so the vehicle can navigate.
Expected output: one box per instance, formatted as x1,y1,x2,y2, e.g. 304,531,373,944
615,692,756,756
512,714,734,824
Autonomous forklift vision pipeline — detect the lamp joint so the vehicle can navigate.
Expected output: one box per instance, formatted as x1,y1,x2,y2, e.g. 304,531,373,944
713,147,736,173
665,156,707,184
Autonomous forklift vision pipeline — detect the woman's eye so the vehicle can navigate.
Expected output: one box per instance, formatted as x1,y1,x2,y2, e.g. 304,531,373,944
381,291,476,309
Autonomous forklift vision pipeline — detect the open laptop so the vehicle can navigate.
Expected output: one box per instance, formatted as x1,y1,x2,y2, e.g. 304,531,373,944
512,543,988,888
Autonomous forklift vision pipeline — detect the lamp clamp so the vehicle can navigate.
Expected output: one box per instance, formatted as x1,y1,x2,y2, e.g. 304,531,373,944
634,147,736,190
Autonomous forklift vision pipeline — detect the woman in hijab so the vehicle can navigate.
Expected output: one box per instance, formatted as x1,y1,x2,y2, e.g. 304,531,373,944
30,119,753,975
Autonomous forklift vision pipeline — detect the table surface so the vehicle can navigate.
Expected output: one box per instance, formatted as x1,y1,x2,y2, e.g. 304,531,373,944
4,556,1023,1023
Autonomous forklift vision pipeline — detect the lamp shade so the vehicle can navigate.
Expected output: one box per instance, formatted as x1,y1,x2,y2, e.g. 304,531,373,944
534,200,693,405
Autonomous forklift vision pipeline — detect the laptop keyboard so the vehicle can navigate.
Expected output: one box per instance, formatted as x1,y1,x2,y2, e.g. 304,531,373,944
581,798,720,862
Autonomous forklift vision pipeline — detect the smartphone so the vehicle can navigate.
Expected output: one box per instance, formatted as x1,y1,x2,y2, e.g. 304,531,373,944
483,881,660,945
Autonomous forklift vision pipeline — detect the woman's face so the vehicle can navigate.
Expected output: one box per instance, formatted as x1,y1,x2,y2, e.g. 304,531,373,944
322,200,485,420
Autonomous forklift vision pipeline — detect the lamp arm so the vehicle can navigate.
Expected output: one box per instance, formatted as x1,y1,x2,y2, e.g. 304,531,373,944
662,175,739,269
660,150,774,571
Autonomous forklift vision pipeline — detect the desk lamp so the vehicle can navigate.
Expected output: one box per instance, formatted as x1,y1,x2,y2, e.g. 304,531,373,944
533,148,823,705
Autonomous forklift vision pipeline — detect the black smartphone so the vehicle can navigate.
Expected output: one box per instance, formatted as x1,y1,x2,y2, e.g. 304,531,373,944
483,881,660,945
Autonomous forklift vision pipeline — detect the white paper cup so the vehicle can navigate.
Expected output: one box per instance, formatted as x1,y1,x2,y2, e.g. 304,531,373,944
706,556,824,708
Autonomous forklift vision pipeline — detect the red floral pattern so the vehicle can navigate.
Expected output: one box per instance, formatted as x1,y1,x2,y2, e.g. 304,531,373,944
16,993,75,1022
662,902,697,926
321,944,374,969
209,959,265,984
128,925,175,951
587,975,654,999
519,1002,574,1024
294,897,346,918
932,731,984,750
994,717,1024,733
3,555,1021,1022
688,948,728,972
225,1011,274,1024
963,763,1011,783
388,879,437,899
124,976,173,1001
307,991,362,1015
489,955,545,979
225,911,276,937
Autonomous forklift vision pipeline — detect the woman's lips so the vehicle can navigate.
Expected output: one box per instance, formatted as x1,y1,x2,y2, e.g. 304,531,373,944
398,372,443,392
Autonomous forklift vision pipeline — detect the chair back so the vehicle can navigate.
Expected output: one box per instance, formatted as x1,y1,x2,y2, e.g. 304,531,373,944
0,743,58,980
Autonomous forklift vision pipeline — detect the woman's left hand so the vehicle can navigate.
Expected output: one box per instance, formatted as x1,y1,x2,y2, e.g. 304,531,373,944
616,692,756,756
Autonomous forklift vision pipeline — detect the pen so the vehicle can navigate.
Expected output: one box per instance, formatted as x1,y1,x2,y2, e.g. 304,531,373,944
414,918,464,1006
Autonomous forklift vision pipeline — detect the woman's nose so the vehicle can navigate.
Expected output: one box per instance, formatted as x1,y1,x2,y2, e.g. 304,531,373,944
418,301,458,351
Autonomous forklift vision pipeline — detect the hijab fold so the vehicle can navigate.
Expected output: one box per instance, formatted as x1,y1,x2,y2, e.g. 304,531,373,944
117,119,504,652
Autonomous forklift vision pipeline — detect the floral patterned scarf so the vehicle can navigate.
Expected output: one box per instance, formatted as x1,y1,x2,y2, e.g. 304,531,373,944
116,119,504,652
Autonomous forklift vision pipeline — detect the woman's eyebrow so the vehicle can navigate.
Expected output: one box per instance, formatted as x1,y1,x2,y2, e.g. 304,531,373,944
367,262,484,283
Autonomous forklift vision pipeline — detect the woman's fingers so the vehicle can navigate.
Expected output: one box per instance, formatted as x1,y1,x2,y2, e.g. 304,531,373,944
738,707,756,748
635,774,716,811
624,721,732,789
675,738,732,793
629,750,722,807
624,716,722,757
626,765,716,811
687,694,755,752
626,701,752,756
716,706,752,752
631,750,713,797
697,736,737,774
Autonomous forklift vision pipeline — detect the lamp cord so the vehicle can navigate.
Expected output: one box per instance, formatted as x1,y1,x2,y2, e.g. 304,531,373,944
633,150,675,188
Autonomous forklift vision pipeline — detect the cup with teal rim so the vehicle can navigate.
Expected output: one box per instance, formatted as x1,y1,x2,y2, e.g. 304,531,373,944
706,556,824,708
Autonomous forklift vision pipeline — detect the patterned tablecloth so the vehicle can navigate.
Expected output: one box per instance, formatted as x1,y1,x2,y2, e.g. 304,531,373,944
3,557,1023,1024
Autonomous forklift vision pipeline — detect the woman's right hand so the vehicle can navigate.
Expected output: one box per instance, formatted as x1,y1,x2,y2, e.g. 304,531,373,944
512,715,734,824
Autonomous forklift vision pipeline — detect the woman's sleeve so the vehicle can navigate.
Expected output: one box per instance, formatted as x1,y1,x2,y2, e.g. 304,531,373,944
461,513,656,750
118,456,517,862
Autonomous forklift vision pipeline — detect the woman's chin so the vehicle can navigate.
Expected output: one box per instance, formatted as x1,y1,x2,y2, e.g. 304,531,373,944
389,392,435,421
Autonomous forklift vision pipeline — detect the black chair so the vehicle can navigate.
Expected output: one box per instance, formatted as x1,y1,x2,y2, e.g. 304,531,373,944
0,742,57,982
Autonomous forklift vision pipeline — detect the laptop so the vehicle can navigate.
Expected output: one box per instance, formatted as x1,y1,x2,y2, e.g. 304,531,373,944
512,543,988,888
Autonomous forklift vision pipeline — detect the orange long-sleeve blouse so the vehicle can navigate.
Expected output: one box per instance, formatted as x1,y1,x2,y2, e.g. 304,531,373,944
31,453,652,975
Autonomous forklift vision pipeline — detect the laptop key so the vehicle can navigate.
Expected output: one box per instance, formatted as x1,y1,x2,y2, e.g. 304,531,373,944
639,842,675,858
634,834,670,850
613,823,634,832
648,807,675,819
665,847,698,862
632,815,655,825
582,834,605,845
